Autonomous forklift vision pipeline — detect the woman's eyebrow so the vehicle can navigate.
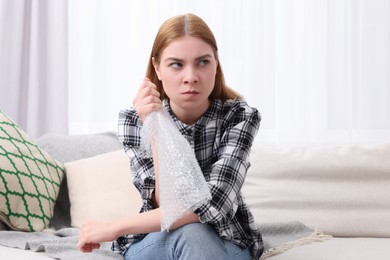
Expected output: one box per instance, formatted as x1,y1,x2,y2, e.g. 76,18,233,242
195,54,213,60
195,54,213,61
164,54,213,63
164,57,183,63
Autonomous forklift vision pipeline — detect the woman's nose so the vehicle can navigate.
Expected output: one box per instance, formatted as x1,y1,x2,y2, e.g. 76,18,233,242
183,66,199,84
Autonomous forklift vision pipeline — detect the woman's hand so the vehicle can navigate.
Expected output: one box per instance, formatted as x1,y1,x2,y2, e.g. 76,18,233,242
133,77,162,122
77,220,119,253
76,211,200,253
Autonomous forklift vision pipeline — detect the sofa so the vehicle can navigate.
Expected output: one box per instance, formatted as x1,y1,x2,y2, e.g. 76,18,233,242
1,111,390,259
244,143,390,259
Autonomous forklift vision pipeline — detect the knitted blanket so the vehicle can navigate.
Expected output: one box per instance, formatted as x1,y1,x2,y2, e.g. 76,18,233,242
0,221,330,259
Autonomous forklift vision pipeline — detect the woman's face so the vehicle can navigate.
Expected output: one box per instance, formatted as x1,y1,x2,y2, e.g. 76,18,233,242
153,36,218,123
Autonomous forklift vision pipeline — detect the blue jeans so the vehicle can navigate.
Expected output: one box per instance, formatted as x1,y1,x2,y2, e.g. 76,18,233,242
124,223,251,260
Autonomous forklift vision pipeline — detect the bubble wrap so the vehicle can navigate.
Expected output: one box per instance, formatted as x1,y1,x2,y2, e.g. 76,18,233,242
140,110,211,231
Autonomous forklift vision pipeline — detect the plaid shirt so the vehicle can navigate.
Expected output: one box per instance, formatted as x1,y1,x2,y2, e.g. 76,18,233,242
113,99,263,259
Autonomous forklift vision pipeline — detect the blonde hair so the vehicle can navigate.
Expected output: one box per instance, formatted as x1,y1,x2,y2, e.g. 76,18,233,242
146,13,241,101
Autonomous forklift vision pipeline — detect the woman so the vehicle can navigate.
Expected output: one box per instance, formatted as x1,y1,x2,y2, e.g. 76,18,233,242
77,13,263,260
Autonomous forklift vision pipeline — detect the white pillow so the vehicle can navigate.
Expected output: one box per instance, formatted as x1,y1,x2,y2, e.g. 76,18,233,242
64,149,142,228
243,143,390,237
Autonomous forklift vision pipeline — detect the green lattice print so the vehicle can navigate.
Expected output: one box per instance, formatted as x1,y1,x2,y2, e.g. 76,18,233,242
0,111,64,231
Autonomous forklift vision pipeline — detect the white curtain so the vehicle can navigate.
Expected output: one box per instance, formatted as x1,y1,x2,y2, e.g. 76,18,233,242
0,0,68,138
68,0,390,145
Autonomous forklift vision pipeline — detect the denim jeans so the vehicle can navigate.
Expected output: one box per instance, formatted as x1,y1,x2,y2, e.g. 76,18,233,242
124,223,251,260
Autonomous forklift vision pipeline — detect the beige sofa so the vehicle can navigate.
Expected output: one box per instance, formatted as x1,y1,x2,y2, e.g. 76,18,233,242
1,128,390,259
244,143,390,259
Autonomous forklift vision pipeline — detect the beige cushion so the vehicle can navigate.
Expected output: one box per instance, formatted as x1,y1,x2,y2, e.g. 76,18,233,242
65,149,142,228
243,143,390,237
267,237,390,260
0,111,64,231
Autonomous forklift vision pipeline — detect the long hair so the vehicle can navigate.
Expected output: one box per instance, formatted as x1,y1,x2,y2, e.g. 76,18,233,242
145,13,241,101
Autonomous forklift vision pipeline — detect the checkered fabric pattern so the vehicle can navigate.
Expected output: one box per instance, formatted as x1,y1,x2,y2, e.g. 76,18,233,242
0,111,64,231
115,99,263,259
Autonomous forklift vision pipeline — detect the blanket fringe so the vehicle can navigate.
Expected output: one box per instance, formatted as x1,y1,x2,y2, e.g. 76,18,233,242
260,228,332,259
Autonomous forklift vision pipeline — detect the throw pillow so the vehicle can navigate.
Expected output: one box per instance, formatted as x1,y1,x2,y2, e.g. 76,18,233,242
36,132,123,229
0,111,64,231
65,149,142,228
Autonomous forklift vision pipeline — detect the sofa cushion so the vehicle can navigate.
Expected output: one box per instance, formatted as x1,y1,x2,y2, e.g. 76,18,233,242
64,149,142,228
243,143,390,237
0,111,64,231
35,131,123,229
266,237,390,260
0,245,51,260
36,132,123,164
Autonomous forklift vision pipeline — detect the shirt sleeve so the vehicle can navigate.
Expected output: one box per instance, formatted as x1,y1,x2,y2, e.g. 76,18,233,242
196,102,261,225
118,109,155,201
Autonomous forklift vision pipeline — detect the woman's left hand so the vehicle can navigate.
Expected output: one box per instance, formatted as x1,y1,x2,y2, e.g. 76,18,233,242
77,220,119,253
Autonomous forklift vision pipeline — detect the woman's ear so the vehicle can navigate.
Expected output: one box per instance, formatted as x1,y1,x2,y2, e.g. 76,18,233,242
152,57,161,80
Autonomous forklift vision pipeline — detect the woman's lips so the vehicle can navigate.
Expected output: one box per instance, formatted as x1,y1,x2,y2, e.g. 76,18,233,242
182,91,199,95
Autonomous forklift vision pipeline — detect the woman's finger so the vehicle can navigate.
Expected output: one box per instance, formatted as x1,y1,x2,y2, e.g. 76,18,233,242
132,78,162,121
135,87,159,107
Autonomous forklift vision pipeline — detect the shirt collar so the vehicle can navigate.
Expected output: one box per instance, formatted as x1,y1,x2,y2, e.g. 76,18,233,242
162,99,220,133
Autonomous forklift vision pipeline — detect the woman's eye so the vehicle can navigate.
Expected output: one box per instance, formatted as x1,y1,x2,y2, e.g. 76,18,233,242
169,62,182,68
199,59,210,66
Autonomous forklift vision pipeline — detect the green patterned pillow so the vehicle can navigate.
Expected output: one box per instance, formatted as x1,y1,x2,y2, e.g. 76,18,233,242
0,111,64,231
